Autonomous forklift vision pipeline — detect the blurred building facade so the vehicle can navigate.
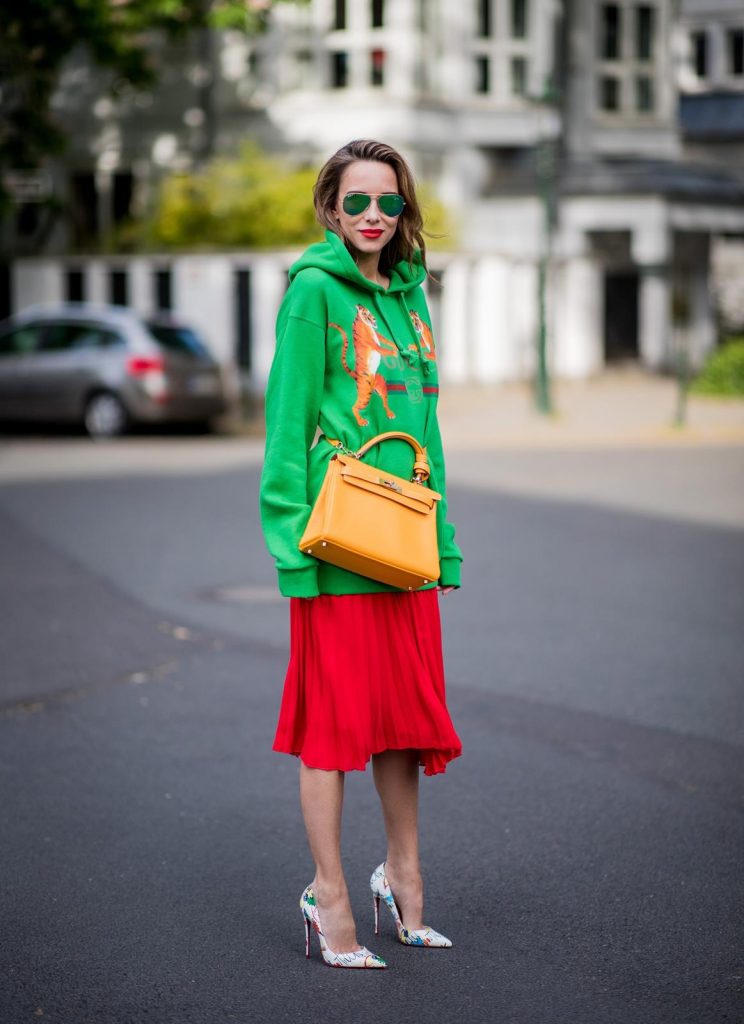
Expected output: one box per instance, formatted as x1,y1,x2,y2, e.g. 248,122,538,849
4,0,744,385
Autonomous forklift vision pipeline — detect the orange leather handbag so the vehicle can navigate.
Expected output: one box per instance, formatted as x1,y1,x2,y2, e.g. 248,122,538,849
299,431,441,591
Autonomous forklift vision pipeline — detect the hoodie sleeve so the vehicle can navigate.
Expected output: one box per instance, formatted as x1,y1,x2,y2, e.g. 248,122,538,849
259,282,327,598
425,413,463,588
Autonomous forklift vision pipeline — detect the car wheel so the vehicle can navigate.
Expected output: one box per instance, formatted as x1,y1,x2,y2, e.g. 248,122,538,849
84,393,129,439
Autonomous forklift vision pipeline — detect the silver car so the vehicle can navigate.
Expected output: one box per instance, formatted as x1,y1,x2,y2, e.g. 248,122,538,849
0,303,228,438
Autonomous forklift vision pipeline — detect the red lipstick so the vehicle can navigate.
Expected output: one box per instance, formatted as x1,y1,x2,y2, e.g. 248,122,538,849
360,230,383,238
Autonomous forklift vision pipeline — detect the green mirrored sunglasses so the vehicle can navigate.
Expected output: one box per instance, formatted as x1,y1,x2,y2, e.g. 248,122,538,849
342,192,406,217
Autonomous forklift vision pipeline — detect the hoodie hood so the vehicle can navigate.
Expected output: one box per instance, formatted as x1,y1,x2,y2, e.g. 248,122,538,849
288,228,427,294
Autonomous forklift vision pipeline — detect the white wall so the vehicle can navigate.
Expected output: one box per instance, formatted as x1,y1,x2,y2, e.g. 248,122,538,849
13,260,64,311
7,221,734,386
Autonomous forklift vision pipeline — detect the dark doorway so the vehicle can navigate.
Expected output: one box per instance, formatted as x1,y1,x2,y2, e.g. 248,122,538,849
109,269,128,306
154,268,172,312
0,264,11,321
70,172,98,247
234,269,252,372
66,267,85,303
604,272,639,362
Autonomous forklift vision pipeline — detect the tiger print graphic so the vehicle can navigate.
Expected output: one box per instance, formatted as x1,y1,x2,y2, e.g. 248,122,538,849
409,310,436,361
329,305,398,426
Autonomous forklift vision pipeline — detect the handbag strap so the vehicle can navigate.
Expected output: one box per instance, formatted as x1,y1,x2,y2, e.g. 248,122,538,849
326,431,430,483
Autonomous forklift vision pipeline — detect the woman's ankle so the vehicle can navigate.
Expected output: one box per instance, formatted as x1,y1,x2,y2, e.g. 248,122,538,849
312,874,349,903
384,858,422,887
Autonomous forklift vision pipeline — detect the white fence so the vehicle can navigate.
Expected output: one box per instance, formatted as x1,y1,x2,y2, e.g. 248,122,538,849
8,247,712,385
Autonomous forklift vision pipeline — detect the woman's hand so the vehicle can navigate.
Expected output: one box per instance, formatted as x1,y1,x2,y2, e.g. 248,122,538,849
437,586,457,595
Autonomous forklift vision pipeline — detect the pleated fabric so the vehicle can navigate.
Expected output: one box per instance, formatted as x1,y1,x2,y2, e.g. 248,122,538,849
273,589,462,776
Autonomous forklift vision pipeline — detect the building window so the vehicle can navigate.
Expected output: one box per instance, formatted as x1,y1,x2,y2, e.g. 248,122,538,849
635,75,654,111
511,0,528,39
692,31,708,77
371,48,385,86
600,4,622,60
0,264,10,322
154,268,172,312
235,269,252,372
511,56,528,95
599,75,620,110
70,172,98,247
109,269,128,307
334,0,346,30
476,0,491,38
66,268,85,303
475,56,490,93
371,0,384,29
112,172,133,224
728,28,744,76
330,51,348,88
635,5,654,61
247,49,261,81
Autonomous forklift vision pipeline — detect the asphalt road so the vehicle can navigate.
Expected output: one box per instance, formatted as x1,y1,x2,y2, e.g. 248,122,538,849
1,441,743,1024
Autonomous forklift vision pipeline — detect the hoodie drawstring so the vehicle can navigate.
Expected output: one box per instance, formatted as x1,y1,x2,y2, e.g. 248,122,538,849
370,290,433,377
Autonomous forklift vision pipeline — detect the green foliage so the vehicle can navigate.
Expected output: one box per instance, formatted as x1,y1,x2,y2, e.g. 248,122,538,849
136,143,322,249
0,0,306,209
691,337,744,397
417,182,458,252
125,146,457,252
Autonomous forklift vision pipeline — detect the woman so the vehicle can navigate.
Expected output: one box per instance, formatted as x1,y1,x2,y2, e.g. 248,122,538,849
259,139,462,969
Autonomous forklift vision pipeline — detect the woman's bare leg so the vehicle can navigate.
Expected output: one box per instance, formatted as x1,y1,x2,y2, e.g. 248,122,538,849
299,762,361,953
371,749,425,930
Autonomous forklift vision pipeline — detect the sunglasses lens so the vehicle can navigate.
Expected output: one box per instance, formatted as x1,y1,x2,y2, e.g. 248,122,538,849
378,194,405,217
341,193,405,217
342,193,371,215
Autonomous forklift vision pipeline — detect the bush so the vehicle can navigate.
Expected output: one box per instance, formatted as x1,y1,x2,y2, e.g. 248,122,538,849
136,142,323,250
691,337,744,397
123,141,456,252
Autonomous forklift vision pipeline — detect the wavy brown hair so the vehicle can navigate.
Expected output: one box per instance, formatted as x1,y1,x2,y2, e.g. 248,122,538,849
313,139,428,276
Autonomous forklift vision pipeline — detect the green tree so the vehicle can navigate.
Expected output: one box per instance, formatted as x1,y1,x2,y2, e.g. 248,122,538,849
122,143,457,252
139,143,321,249
691,337,744,397
0,0,304,214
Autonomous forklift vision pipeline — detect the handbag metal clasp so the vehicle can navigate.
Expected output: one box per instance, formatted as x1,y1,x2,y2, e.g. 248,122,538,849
379,477,403,493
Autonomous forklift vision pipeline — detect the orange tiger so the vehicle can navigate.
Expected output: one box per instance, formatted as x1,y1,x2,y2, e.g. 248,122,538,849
409,310,437,361
329,305,398,426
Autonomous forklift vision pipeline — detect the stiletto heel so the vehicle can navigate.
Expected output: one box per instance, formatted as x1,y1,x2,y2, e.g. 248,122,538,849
300,885,387,968
369,863,452,948
373,893,380,936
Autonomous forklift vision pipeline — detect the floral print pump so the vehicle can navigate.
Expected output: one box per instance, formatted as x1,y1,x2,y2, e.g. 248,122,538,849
300,885,387,968
370,863,453,948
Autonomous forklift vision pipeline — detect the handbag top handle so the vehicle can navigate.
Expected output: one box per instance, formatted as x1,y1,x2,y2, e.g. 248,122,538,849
326,431,430,483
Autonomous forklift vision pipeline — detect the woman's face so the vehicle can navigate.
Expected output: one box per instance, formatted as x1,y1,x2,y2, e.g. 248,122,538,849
332,160,401,257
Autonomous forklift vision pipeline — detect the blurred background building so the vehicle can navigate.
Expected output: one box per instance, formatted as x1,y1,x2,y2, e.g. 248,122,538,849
2,0,744,388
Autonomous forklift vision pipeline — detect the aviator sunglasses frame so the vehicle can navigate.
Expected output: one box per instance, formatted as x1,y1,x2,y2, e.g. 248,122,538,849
341,192,406,218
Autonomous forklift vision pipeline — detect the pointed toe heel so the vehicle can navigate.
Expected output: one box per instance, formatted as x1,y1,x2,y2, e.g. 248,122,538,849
369,863,452,948
300,885,387,968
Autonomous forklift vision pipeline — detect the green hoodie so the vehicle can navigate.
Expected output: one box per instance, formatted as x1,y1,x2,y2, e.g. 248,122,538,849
259,228,463,598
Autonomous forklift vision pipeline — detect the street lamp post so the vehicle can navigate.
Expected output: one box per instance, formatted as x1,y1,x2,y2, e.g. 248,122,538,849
534,82,559,416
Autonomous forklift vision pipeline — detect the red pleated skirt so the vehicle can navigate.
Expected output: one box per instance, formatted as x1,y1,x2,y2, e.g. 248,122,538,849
273,589,462,776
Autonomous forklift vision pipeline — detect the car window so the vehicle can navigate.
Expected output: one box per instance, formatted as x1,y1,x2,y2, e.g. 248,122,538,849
37,323,125,352
0,323,43,356
146,322,210,359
